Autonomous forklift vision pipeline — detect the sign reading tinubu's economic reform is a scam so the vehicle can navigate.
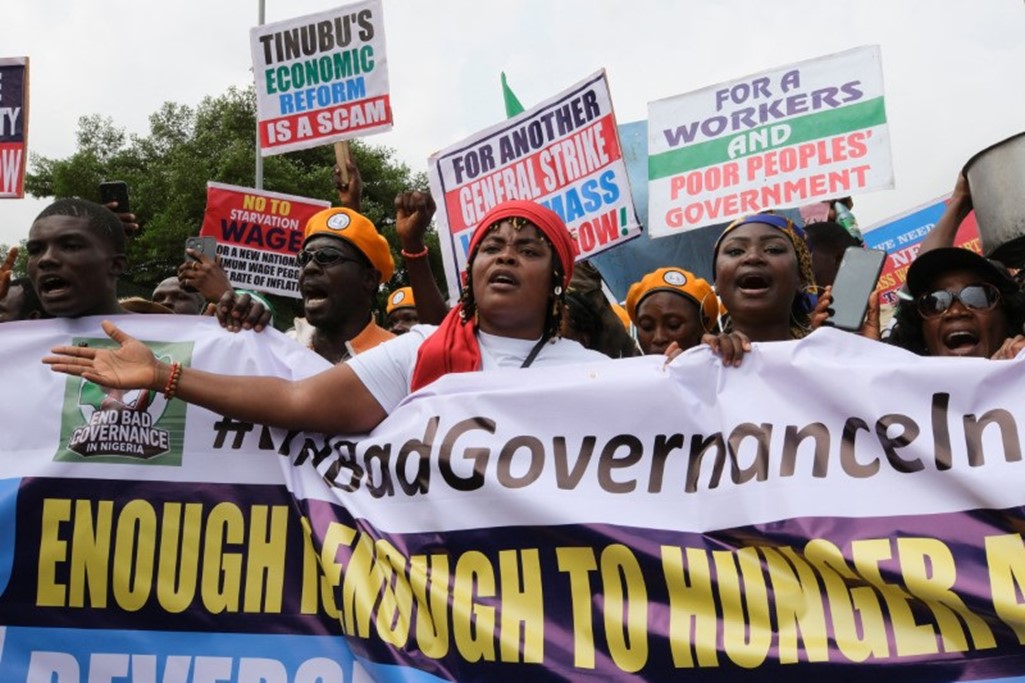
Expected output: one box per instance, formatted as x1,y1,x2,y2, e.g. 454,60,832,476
428,70,640,301
250,0,392,156
200,182,330,298
648,46,893,236
0,56,29,198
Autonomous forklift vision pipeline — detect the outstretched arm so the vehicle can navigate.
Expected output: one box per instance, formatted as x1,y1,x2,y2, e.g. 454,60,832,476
44,321,387,435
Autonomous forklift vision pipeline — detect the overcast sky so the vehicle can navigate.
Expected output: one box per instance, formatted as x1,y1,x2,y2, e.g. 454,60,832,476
2,0,1024,248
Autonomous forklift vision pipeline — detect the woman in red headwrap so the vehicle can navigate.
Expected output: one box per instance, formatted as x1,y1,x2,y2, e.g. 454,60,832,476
42,200,606,434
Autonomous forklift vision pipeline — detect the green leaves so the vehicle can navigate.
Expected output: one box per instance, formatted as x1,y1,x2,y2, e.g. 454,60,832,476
25,86,443,327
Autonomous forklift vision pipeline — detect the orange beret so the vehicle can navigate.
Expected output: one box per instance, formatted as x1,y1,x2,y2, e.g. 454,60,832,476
386,286,416,315
303,207,394,283
626,267,717,326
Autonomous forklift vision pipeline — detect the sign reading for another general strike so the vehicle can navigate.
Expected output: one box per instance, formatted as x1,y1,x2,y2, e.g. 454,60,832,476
428,70,640,301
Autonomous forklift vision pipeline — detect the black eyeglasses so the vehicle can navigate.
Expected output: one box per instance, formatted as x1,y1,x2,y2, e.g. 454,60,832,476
916,283,1001,318
296,247,364,268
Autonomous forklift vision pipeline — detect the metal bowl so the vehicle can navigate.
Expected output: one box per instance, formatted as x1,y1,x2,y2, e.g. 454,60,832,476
965,131,1025,267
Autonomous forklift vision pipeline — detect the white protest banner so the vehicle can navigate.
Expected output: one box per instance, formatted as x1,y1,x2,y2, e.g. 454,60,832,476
648,46,893,236
0,56,29,198
6,319,1025,681
429,70,641,301
200,182,330,298
250,0,392,156
0,317,375,681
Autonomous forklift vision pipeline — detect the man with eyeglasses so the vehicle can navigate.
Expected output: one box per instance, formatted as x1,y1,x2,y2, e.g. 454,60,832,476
286,207,396,364
887,248,1025,359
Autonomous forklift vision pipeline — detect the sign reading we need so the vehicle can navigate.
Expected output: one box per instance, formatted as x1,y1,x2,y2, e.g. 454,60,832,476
648,46,893,236
250,0,392,156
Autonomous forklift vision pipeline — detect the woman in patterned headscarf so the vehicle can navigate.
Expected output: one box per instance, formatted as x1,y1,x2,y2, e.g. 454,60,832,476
705,212,817,365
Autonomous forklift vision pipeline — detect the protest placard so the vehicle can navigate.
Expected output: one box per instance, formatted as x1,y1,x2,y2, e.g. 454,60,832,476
863,196,981,306
200,182,330,298
250,0,392,156
6,319,1025,681
648,46,893,236
428,70,641,301
0,56,28,198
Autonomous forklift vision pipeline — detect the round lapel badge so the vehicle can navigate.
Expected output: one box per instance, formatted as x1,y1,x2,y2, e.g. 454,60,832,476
663,270,687,287
326,212,351,231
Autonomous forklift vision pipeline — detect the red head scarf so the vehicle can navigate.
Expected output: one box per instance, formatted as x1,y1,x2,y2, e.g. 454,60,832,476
410,200,577,392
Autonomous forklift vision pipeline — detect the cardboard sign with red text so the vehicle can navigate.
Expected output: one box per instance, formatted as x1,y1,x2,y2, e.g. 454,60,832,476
250,0,392,156
200,182,330,298
0,57,29,198
647,46,893,235
428,70,640,301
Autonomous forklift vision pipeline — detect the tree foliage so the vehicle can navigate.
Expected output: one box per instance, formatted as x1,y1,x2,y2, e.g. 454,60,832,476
25,86,446,321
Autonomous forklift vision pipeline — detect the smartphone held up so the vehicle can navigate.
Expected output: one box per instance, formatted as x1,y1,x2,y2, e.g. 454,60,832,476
185,236,218,261
826,246,887,332
99,181,130,213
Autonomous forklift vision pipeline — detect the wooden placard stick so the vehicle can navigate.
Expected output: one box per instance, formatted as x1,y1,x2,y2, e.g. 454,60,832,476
334,141,351,186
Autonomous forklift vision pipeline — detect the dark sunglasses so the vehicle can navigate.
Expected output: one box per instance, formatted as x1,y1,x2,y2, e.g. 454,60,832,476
296,247,364,268
916,283,1001,318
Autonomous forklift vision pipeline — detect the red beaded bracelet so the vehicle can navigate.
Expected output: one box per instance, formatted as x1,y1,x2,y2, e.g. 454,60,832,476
162,362,182,400
400,245,429,260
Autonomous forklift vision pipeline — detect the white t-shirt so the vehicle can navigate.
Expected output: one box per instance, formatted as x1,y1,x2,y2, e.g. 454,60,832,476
348,324,607,413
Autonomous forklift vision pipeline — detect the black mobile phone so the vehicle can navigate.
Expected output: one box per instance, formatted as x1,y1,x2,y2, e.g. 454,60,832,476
827,247,887,331
99,181,131,213
185,236,218,261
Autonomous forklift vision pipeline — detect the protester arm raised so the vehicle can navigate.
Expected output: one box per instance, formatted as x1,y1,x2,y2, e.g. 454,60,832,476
395,190,449,324
334,160,363,213
919,173,973,254
179,249,233,304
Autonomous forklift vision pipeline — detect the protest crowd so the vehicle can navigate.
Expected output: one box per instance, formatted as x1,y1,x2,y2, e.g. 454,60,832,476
5,6,1025,682
15,165,1025,375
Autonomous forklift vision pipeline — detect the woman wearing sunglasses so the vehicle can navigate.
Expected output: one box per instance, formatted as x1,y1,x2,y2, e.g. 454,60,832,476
888,248,1025,358
42,200,606,435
